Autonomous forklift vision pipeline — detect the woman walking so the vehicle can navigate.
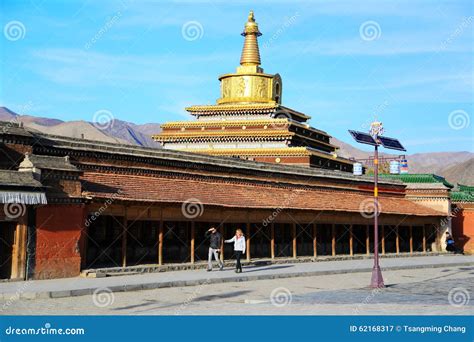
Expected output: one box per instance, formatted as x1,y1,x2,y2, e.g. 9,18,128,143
225,229,246,273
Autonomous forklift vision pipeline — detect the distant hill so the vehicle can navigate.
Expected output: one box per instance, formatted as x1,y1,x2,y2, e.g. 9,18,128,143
0,107,160,147
439,158,474,186
332,137,473,185
1,106,472,185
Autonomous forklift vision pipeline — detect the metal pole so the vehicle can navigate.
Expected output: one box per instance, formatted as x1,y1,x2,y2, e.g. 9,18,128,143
371,144,385,288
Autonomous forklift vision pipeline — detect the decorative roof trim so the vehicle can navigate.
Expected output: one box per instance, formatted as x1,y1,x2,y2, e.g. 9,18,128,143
186,104,277,112
160,119,289,129
153,130,294,142
180,147,311,157
458,184,474,193
380,173,454,189
0,190,47,205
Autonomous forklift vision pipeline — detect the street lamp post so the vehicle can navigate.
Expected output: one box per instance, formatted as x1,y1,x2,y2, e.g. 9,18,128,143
371,143,384,288
349,122,406,289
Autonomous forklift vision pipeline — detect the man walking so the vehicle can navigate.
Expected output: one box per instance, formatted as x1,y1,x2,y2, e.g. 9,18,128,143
205,227,224,271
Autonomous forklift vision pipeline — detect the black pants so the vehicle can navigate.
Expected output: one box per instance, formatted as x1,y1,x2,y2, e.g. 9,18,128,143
235,251,243,271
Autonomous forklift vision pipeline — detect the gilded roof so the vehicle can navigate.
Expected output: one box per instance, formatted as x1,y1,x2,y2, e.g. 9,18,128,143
153,130,294,142
185,103,277,112
159,118,329,137
160,118,289,129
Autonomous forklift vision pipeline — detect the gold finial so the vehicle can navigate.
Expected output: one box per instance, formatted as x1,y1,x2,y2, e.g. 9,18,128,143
248,10,255,22
240,10,262,66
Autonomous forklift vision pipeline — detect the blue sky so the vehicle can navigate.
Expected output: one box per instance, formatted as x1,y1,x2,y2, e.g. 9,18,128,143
0,0,472,153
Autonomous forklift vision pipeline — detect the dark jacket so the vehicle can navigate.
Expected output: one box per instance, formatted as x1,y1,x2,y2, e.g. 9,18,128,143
206,231,222,249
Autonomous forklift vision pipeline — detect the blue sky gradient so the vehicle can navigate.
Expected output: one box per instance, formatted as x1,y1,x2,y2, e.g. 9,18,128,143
1,0,473,153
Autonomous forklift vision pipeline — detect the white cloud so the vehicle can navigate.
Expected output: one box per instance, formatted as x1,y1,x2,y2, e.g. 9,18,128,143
29,48,231,86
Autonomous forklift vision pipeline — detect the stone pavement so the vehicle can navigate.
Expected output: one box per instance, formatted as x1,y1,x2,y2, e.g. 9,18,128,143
0,254,472,300
2,266,473,315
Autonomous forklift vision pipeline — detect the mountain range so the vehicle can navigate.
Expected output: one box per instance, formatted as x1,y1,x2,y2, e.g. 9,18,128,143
1,106,472,186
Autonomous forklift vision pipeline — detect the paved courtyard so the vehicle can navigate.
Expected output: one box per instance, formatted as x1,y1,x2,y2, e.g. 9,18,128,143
1,264,472,315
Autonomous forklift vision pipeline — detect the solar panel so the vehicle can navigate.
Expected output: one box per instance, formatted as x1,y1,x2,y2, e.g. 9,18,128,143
378,136,406,151
348,130,378,146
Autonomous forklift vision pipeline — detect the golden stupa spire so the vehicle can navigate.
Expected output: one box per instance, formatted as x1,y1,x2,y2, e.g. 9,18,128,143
240,10,262,66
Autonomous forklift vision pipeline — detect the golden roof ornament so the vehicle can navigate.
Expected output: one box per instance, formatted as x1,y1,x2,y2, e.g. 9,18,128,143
212,11,282,105
240,10,262,66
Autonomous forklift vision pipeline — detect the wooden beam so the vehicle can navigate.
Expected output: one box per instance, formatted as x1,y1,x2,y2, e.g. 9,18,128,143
366,225,370,255
292,223,297,259
395,226,400,255
312,223,317,258
270,223,275,259
121,209,127,268
190,222,195,264
349,225,353,256
158,210,163,265
381,225,385,255
246,221,251,262
422,226,426,252
409,225,413,254
332,224,336,256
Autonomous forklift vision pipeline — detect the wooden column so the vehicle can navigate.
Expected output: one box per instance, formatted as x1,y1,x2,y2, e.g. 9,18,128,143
270,223,275,259
158,211,163,265
422,226,427,252
219,225,224,263
349,225,353,256
246,222,251,261
409,226,413,254
381,225,385,255
366,225,370,255
121,210,127,268
312,223,317,258
190,222,195,264
331,224,336,256
435,224,442,252
292,223,297,258
11,214,27,280
395,226,400,254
